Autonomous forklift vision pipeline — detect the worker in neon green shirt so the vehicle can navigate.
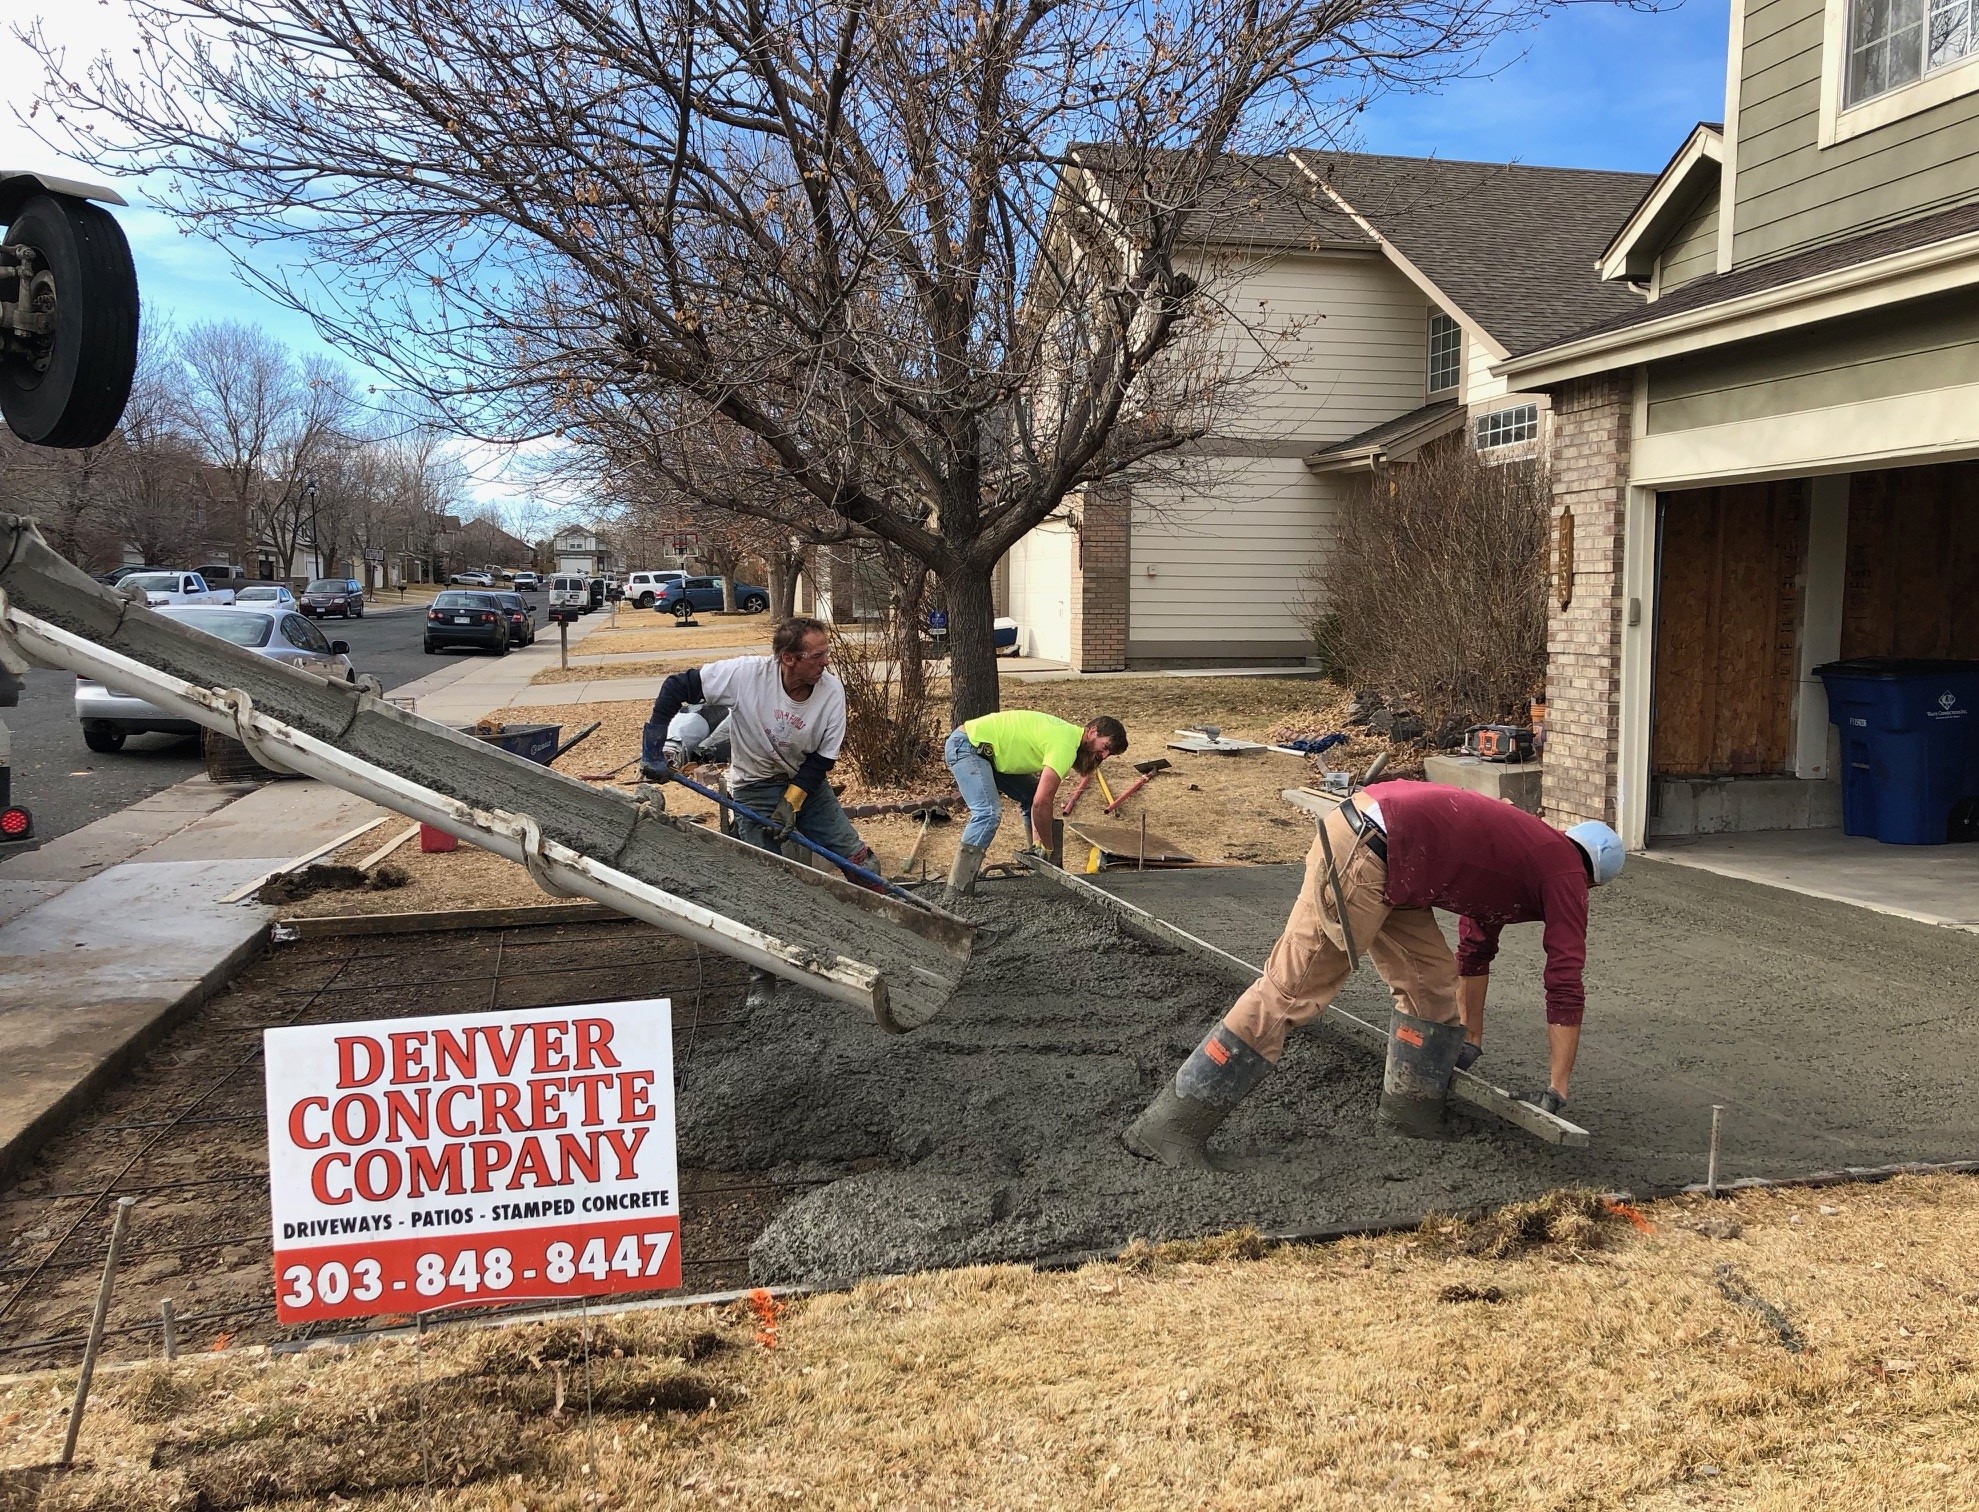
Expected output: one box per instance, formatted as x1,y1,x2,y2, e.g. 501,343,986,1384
942,709,1128,894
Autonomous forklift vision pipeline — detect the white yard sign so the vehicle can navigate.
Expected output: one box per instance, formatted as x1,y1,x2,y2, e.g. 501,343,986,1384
264,999,679,1323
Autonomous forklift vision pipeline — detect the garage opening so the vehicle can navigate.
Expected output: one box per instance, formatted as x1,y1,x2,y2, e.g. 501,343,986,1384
1646,461,1979,929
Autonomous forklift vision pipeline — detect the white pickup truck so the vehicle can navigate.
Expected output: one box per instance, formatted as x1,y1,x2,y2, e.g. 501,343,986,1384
118,570,237,607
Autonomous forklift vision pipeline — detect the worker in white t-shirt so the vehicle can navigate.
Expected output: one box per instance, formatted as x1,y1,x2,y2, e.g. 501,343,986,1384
639,616,878,883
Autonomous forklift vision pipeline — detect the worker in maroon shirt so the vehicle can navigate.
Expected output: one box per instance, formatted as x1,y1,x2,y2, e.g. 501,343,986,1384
1125,780,1625,1168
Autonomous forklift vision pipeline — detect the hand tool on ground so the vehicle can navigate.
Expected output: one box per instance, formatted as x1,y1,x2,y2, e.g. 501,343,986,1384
1104,757,1172,813
657,768,930,908
1059,766,1098,816
1094,765,1117,808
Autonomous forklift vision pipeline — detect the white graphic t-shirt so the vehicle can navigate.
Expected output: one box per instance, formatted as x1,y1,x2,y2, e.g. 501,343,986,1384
699,655,845,785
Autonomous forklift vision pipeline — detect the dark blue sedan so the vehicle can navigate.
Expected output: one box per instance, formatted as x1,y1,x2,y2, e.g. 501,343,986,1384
653,575,770,618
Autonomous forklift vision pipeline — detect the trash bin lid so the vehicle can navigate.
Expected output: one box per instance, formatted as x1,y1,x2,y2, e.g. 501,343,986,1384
1813,658,1979,679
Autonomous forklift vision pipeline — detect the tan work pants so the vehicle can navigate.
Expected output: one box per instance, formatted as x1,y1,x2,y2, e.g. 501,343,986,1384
1224,806,1462,1062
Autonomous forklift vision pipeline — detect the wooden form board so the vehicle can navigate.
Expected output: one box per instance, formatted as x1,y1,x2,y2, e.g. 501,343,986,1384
1064,819,1194,864
1653,480,1807,778
1841,463,1979,661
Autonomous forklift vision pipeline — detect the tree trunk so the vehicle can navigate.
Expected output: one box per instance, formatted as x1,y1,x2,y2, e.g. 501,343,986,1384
942,561,1000,722
767,550,799,621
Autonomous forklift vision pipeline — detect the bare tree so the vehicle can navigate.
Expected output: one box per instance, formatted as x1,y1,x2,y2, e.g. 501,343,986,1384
36,0,1563,714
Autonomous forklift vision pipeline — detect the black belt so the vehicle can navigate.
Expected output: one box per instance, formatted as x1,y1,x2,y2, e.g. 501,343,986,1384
1340,799,1388,862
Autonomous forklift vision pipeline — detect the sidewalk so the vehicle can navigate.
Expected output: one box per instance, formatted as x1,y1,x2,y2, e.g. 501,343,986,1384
0,609,617,1184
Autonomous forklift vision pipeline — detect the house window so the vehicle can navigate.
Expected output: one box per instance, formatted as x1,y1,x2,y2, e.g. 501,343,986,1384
1475,403,1539,450
1427,313,1462,394
1846,0,1975,105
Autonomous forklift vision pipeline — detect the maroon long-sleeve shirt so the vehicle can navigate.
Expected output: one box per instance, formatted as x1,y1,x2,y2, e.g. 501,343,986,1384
1361,781,1591,1025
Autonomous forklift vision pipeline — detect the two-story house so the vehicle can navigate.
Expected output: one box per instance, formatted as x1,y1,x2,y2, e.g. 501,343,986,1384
1001,150,1651,669
1500,0,1979,895
552,524,618,579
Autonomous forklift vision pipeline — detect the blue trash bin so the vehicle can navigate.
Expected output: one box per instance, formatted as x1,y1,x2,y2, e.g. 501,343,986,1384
1814,659,1979,845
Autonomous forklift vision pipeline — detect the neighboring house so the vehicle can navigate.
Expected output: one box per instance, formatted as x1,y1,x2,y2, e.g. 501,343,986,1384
552,525,618,578
1498,0,1979,853
1001,150,1651,668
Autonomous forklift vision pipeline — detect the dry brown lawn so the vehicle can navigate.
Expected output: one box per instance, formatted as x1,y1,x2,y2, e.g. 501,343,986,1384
7,1176,1976,1509
569,614,777,658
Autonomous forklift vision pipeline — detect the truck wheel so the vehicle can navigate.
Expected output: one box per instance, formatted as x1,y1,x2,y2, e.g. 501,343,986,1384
82,725,125,753
0,194,140,448
638,593,655,608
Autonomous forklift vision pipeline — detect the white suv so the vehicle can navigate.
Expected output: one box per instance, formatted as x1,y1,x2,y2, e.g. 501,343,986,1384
624,570,687,609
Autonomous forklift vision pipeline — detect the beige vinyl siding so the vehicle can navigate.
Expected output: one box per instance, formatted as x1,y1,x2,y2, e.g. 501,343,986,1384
1206,252,1433,441
1656,188,1722,293
1128,458,1342,650
1730,0,1979,266
1645,288,1979,432
1464,336,1511,406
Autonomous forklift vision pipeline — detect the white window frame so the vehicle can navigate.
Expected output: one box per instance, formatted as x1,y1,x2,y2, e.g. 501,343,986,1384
1474,402,1540,452
1820,0,1979,146
1427,311,1462,395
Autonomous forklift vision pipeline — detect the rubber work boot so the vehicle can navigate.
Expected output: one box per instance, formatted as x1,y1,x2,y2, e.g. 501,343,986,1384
1376,1009,1468,1139
947,841,988,897
1123,1023,1273,1169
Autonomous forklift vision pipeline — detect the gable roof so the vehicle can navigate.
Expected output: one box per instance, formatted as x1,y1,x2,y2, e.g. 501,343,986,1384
1499,196,1979,383
1288,151,1657,357
1598,124,1723,281
1305,398,1465,472
1068,146,1374,252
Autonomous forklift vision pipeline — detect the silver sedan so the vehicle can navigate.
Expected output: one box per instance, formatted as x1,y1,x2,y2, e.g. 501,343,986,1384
233,583,298,609
75,604,357,753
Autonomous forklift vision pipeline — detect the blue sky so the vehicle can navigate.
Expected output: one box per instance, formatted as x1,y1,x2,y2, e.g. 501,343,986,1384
5,0,1731,513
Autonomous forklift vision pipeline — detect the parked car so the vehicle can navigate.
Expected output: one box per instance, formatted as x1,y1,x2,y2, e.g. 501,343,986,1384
623,570,687,608
233,584,298,609
492,591,537,646
586,577,606,611
424,591,512,655
196,562,247,584
512,571,540,593
93,564,164,586
300,577,365,618
546,574,588,621
75,605,356,752
117,570,237,607
448,569,495,587
653,575,770,618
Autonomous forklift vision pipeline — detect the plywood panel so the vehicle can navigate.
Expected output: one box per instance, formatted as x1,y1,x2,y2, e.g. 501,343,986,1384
1653,481,1807,777
1842,463,1979,661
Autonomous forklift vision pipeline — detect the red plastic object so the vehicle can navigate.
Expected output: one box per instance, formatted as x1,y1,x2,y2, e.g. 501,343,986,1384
419,823,457,853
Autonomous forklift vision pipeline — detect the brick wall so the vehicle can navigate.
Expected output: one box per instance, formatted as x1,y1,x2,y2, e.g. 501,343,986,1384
1543,374,1632,830
1069,483,1129,671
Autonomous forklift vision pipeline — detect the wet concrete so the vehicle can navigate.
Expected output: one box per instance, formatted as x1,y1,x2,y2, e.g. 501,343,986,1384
691,858,1979,1284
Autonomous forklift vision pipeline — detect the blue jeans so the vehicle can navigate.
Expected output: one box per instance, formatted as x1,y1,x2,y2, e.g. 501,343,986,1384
728,776,867,872
944,728,1041,849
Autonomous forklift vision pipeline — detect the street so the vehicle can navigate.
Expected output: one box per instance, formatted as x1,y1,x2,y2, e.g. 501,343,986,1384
2,596,502,844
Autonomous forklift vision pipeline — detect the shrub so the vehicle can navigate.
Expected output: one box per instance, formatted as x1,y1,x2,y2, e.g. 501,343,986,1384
1308,438,1548,732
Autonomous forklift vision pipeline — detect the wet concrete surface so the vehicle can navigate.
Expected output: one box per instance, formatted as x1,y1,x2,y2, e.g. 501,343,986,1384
704,859,1979,1284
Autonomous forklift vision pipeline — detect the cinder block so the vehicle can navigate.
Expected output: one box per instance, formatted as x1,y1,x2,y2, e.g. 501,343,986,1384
1425,755,1543,813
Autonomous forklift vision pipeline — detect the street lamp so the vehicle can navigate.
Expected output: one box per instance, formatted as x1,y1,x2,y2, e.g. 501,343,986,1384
305,477,319,579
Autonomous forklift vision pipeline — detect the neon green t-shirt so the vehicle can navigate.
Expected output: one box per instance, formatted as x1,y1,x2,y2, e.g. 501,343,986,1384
961,710,1084,778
